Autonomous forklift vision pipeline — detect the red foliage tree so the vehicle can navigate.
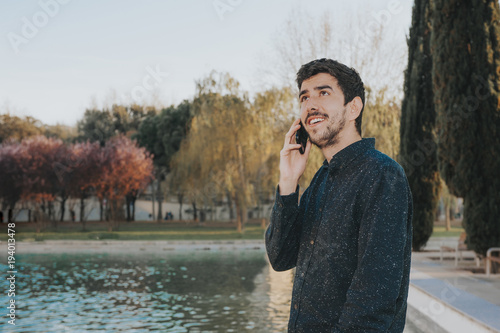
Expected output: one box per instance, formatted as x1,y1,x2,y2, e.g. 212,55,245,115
94,135,154,231
0,141,25,222
17,136,64,230
68,141,102,229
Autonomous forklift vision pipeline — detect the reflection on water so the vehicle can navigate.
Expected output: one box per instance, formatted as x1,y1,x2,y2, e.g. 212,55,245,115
0,250,423,332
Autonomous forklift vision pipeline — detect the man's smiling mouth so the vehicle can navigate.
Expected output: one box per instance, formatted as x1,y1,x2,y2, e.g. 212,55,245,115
307,116,326,126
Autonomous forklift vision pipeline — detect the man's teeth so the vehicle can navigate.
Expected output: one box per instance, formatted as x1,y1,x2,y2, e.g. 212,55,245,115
310,118,324,125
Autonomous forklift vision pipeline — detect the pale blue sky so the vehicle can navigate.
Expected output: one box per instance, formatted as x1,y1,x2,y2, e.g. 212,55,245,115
0,0,412,125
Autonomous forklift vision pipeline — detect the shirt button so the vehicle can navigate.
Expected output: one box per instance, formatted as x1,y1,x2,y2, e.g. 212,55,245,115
294,304,298,310
301,272,304,277
319,208,323,212
310,240,314,245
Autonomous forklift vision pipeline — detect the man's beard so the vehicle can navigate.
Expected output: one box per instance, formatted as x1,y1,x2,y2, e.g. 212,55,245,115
308,107,347,149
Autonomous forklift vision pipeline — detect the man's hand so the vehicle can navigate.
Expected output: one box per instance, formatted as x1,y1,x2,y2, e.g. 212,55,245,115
279,118,312,195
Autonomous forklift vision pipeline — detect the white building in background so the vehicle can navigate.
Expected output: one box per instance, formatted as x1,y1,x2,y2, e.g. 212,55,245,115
6,195,274,223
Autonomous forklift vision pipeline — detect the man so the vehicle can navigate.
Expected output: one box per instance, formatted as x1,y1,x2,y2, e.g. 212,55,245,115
265,58,413,332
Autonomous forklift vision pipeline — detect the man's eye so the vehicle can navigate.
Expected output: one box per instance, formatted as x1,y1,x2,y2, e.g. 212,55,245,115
300,96,309,102
320,91,329,96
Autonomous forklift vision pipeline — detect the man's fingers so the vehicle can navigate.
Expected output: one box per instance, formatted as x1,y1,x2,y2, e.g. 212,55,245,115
284,120,302,145
280,144,303,156
288,143,303,151
304,139,312,155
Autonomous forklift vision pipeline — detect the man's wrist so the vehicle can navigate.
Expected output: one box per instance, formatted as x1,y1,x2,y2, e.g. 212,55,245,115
279,178,299,196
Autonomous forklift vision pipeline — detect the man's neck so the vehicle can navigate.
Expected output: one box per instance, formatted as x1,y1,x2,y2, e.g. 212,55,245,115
321,130,362,163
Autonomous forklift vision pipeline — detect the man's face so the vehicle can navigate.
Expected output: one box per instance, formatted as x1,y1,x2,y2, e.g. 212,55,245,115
299,73,348,149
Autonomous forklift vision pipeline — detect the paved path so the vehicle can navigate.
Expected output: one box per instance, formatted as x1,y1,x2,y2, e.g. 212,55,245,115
408,238,500,332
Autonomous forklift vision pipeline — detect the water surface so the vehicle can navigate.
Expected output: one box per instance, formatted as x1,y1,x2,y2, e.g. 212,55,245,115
1,250,423,332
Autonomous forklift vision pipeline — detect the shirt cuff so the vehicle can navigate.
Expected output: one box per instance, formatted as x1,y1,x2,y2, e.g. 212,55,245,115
275,184,300,208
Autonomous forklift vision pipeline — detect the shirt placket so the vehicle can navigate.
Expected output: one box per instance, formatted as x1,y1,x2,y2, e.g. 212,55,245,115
291,167,336,328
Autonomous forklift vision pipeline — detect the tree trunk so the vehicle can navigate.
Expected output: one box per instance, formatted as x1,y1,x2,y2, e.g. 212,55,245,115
80,197,86,231
108,199,120,232
234,193,242,233
151,181,155,221
35,210,41,233
125,195,131,221
131,198,136,221
49,201,57,229
210,199,215,221
59,197,67,222
236,142,249,227
177,192,183,220
157,180,163,221
445,201,451,231
226,191,234,220
99,199,103,221
192,201,198,223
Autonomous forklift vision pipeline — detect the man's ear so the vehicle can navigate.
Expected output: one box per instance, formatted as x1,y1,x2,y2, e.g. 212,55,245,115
347,96,363,121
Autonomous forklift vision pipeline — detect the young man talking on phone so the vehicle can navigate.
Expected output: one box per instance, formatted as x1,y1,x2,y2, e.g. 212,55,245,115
265,58,413,332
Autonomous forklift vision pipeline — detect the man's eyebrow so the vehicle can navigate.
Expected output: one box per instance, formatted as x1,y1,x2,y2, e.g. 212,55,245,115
298,85,333,98
315,85,333,91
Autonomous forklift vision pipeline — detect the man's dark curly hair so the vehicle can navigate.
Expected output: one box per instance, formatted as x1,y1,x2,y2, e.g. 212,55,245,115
296,58,365,135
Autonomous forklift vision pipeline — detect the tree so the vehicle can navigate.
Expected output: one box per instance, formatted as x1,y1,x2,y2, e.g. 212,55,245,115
67,141,102,230
0,114,43,143
261,8,406,99
440,179,458,231
363,88,402,160
18,136,64,231
77,109,115,146
400,0,441,251
43,124,77,142
111,104,155,137
0,141,25,221
94,135,154,231
135,100,192,221
171,73,255,231
250,87,324,216
431,0,500,255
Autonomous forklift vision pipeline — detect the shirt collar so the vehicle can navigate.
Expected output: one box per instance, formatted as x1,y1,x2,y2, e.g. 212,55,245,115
322,138,376,171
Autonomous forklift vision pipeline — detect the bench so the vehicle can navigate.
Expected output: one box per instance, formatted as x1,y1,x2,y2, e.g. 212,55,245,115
440,232,482,267
440,232,468,266
486,247,500,276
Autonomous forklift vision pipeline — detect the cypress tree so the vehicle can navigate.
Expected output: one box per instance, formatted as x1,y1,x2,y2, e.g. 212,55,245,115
431,0,500,255
400,0,441,251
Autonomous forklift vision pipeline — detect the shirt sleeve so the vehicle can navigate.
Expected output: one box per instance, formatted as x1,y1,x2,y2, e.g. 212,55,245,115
333,165,413,332
265,184,308,272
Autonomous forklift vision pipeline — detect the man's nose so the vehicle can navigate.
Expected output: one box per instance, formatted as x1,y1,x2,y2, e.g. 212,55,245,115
305,98,319,113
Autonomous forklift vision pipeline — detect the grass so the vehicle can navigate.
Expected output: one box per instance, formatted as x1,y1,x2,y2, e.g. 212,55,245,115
0,221,266,241
0,221,464,241
430,226,464,238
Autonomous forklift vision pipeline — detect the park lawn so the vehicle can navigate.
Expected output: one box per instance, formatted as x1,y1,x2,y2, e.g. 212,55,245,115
0,222,267,241
1,221,464,241
431,226,464,237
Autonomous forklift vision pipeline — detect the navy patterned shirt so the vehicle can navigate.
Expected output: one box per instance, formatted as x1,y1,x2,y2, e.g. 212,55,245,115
265,138,413,333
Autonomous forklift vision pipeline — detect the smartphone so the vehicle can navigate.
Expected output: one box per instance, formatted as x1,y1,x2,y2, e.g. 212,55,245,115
295,121,309,154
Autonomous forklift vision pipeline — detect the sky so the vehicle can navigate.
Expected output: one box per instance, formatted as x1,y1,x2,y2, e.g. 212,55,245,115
0,0,412,126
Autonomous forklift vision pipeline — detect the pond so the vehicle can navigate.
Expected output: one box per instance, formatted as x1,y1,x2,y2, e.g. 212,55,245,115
1,250,425,332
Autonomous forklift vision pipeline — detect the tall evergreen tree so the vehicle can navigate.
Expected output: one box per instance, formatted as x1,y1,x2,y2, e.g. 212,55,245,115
431,0,500,255
400,0,441,251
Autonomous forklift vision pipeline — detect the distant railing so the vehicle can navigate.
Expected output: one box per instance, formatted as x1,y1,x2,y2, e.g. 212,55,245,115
486,247,500,277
